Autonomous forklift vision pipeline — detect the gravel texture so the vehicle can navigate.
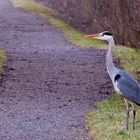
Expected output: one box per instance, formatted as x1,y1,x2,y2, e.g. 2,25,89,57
0,0,114,140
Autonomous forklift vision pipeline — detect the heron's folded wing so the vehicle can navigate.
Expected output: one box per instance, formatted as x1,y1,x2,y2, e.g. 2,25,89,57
116,74,140,104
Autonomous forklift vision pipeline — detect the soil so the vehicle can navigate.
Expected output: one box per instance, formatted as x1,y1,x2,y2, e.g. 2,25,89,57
0,0,115,140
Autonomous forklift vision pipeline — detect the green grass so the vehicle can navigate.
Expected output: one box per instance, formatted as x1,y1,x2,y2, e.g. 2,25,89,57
116,47,140,80
87,94,140,140
11,0,140,139
0,48,6,75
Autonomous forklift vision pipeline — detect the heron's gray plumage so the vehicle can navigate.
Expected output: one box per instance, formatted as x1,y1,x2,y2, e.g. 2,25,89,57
115,70,140,105
105,35,140,104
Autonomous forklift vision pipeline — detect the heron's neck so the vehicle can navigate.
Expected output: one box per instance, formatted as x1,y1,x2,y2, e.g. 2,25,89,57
106,38,117,79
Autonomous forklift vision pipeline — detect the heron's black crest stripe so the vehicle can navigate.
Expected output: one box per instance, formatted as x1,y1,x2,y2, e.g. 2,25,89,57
103,31,113,36
114,74,121,81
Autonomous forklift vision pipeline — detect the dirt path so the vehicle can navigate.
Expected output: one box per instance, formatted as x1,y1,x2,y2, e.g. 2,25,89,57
0,0,114,140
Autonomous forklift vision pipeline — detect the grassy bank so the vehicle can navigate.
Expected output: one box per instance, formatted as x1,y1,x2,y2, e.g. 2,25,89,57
0,48,6,75
88,94,140,140
116,47,140,80
11,0,140,139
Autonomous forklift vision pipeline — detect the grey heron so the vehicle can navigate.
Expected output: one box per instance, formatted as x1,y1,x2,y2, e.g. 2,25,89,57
85,31,140,130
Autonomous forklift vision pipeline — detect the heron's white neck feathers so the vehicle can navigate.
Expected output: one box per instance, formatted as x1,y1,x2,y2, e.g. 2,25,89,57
106,38,118,81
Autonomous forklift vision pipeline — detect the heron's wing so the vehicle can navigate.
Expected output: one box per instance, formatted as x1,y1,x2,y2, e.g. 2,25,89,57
116,73,140,105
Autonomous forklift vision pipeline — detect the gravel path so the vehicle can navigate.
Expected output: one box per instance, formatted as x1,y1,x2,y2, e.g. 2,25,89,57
0,0,114,140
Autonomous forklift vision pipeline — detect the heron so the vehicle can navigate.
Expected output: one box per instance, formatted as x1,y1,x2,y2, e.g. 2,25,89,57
85,31,140,130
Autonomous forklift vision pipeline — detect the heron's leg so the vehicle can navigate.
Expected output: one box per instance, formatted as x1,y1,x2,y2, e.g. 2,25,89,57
124,98,129,109
131,102,136,130
124,98,129,129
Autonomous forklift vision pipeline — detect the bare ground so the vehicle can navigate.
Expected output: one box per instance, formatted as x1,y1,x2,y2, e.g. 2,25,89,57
0,0,114,140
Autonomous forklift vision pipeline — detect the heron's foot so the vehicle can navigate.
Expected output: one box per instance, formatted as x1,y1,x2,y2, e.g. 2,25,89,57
126,108,136,130
132,110,136,130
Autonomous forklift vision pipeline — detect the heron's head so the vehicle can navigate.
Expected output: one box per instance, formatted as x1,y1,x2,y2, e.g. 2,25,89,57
85,31,113,43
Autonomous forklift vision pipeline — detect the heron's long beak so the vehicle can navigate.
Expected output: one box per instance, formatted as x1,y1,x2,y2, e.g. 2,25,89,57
85,34,100,39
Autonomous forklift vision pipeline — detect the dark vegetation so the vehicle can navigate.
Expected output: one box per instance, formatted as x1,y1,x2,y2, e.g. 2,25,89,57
35,0,140,48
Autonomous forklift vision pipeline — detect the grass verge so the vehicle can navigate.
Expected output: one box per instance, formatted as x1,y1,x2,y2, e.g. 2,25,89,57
88,94,140,140
0,48,6,76
11,0,140,139
116,47,140,80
